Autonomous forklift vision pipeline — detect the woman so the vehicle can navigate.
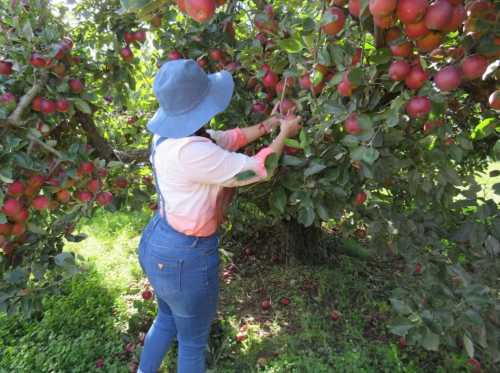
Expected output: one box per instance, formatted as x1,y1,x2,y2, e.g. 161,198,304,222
137,59,301,373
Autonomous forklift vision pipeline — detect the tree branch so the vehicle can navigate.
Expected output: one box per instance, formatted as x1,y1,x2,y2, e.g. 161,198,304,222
27,133,64,159
6,71,48,126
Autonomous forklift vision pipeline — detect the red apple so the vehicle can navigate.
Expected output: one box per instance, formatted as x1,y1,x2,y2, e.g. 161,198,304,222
369,0,397,17
461,54,488,80
321,7,346,36
79,162,94,175
337,71,354,97
415,31,443,52
124,32,135,44
185,0,216,23
279,99,296,115
425,0,453,31
210,49,224,61
399,336,407,349
352,48,362,65
168,50,183,60
374,14,396,29
260,300,271,311
0,223,12,236
0,60,13,75
280,297,291,306
87,179,101,193
0,92,17,112
142,290,153,300
28,175,45,188
405,65,428,90
120,46,134,62
134,30,146,42
344,113,362,135
40,99,56,114
385,27,402,43
466,358,481,373
30,53,48,68
443,4,466,32
177,0,187,13
406,96,431,118
7,180,24,196
389,60,411,81
299,73,312,90
32,96,43,111
77,191,93,202
252,101,267,114
389,40,413,57
69,79,84,94
355,191,367,205
55,98,70,113
262,70,279,89
397,0,428,24
56,190,71,203
12,209,29,223
404,19,430,39
96,191,113,206
32,196,49,210
330,310,341,321
489,90,500,110
114,177,129,189
11,222,26,237
348,0,361,17
434,65,462,91
2,199,23,217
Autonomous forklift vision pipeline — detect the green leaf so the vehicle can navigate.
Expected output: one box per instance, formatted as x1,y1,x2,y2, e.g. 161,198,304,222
348,68,364,86
324,102,347,116
390,298,412,315
463,335,474,358
120,0,154,11
342,135,360,148
0,214,6,224
277,38,303,54
22,21,33,41
422,331,440,351
65,233,88,243
3,268,27,285
235,170,257,181
493,140,500,160
270,187,287,213
284,139,301,148
282,155,306,167
304,162,327,178
362,148,379,165
389,323,414,336
298,204,315,227
265,153,279,175
73,99,92,114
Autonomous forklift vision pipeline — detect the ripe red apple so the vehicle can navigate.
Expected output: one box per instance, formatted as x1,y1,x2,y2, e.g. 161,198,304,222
210,49,224,61
32,96,43,112
77,191,93,202
0,92,17,112
87,179,101,193
280,297,291,306
168,50,183,60
185,0,216,23
461,54,488,80
466,358,481,373
299,73,312,90
406,96,431,118
196,56,208,68
235,332,247,342
404,19,430,39
415,262,422,274
397,0,428,24
389,40,413,57
389,60,411,81
279,99,296,115
416,31,443,52
79,161,94,175
344,113,362,135
352,48,362,65
32,196,49,210
425,0,453,30
12,208,29,223
55,98,70,113
96,192,113,206
0,60,13,75
124,32,135,44
177,0,187,13
120,46,134,62
114,177,129,189
399,336,407,349
374,14,396,29
489,90,500,110
142,290,153,300
369,0,397,17
260,300,271,311
28,175,45,188
405,65,428,90
321,7,346,36
262,70,279,88
355,191,367,205
7,180,24,197
251,101,267,114
338,71,354,97
443,4,466,32
385,27,402,43
30,53,48,68
40,99,56,114
0,223,12,236
11,222,26,237
330,310,341,321
134,30,146,42
56,189,71,203
434,65,462,91
2,199,23,217
348,0,361,17
69,79,84,94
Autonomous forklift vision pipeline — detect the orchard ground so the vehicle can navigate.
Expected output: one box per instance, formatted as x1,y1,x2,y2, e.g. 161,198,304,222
1,162,498,373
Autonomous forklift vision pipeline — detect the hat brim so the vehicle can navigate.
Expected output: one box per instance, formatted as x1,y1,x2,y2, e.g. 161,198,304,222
147,70,234,139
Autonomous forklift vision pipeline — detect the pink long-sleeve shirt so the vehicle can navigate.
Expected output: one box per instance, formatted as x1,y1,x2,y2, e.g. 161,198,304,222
151,128,273,237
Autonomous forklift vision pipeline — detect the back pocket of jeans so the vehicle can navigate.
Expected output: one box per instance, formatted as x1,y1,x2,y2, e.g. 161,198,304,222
145,254,183,294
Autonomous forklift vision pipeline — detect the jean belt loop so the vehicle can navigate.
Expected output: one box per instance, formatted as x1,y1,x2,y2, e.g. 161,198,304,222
191,237,200,248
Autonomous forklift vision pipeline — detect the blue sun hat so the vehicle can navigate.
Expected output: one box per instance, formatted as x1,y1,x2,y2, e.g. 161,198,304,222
147,59,235,138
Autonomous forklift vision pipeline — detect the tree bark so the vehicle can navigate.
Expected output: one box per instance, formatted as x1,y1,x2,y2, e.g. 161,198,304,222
283,219,325,264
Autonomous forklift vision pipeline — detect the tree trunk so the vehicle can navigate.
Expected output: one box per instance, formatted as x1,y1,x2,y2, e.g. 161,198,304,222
282,219,326,264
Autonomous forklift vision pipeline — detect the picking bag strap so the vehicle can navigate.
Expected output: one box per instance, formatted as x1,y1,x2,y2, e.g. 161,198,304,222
150,137,168,218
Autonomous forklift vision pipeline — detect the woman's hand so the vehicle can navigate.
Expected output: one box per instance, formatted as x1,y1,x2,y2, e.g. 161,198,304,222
279,114,302,138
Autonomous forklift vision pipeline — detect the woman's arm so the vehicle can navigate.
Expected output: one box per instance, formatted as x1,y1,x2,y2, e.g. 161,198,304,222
239,116,281,144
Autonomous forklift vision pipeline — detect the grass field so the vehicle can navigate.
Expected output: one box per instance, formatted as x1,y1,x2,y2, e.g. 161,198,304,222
1,162,498,372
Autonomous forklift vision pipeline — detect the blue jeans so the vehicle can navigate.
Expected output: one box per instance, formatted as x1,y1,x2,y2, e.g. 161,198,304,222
137,214,220,373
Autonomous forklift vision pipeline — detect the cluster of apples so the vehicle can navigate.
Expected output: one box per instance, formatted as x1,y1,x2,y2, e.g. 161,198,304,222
0,163,114,256
119,30,147,62
176,0,227,23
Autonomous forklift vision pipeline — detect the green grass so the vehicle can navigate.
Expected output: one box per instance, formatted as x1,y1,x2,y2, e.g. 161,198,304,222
1,161,498,372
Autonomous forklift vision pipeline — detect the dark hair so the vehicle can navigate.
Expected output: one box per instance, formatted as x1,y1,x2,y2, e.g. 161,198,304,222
193,126,214,142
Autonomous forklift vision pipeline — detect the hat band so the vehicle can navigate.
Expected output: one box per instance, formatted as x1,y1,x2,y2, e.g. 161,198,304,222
162,80,211,117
